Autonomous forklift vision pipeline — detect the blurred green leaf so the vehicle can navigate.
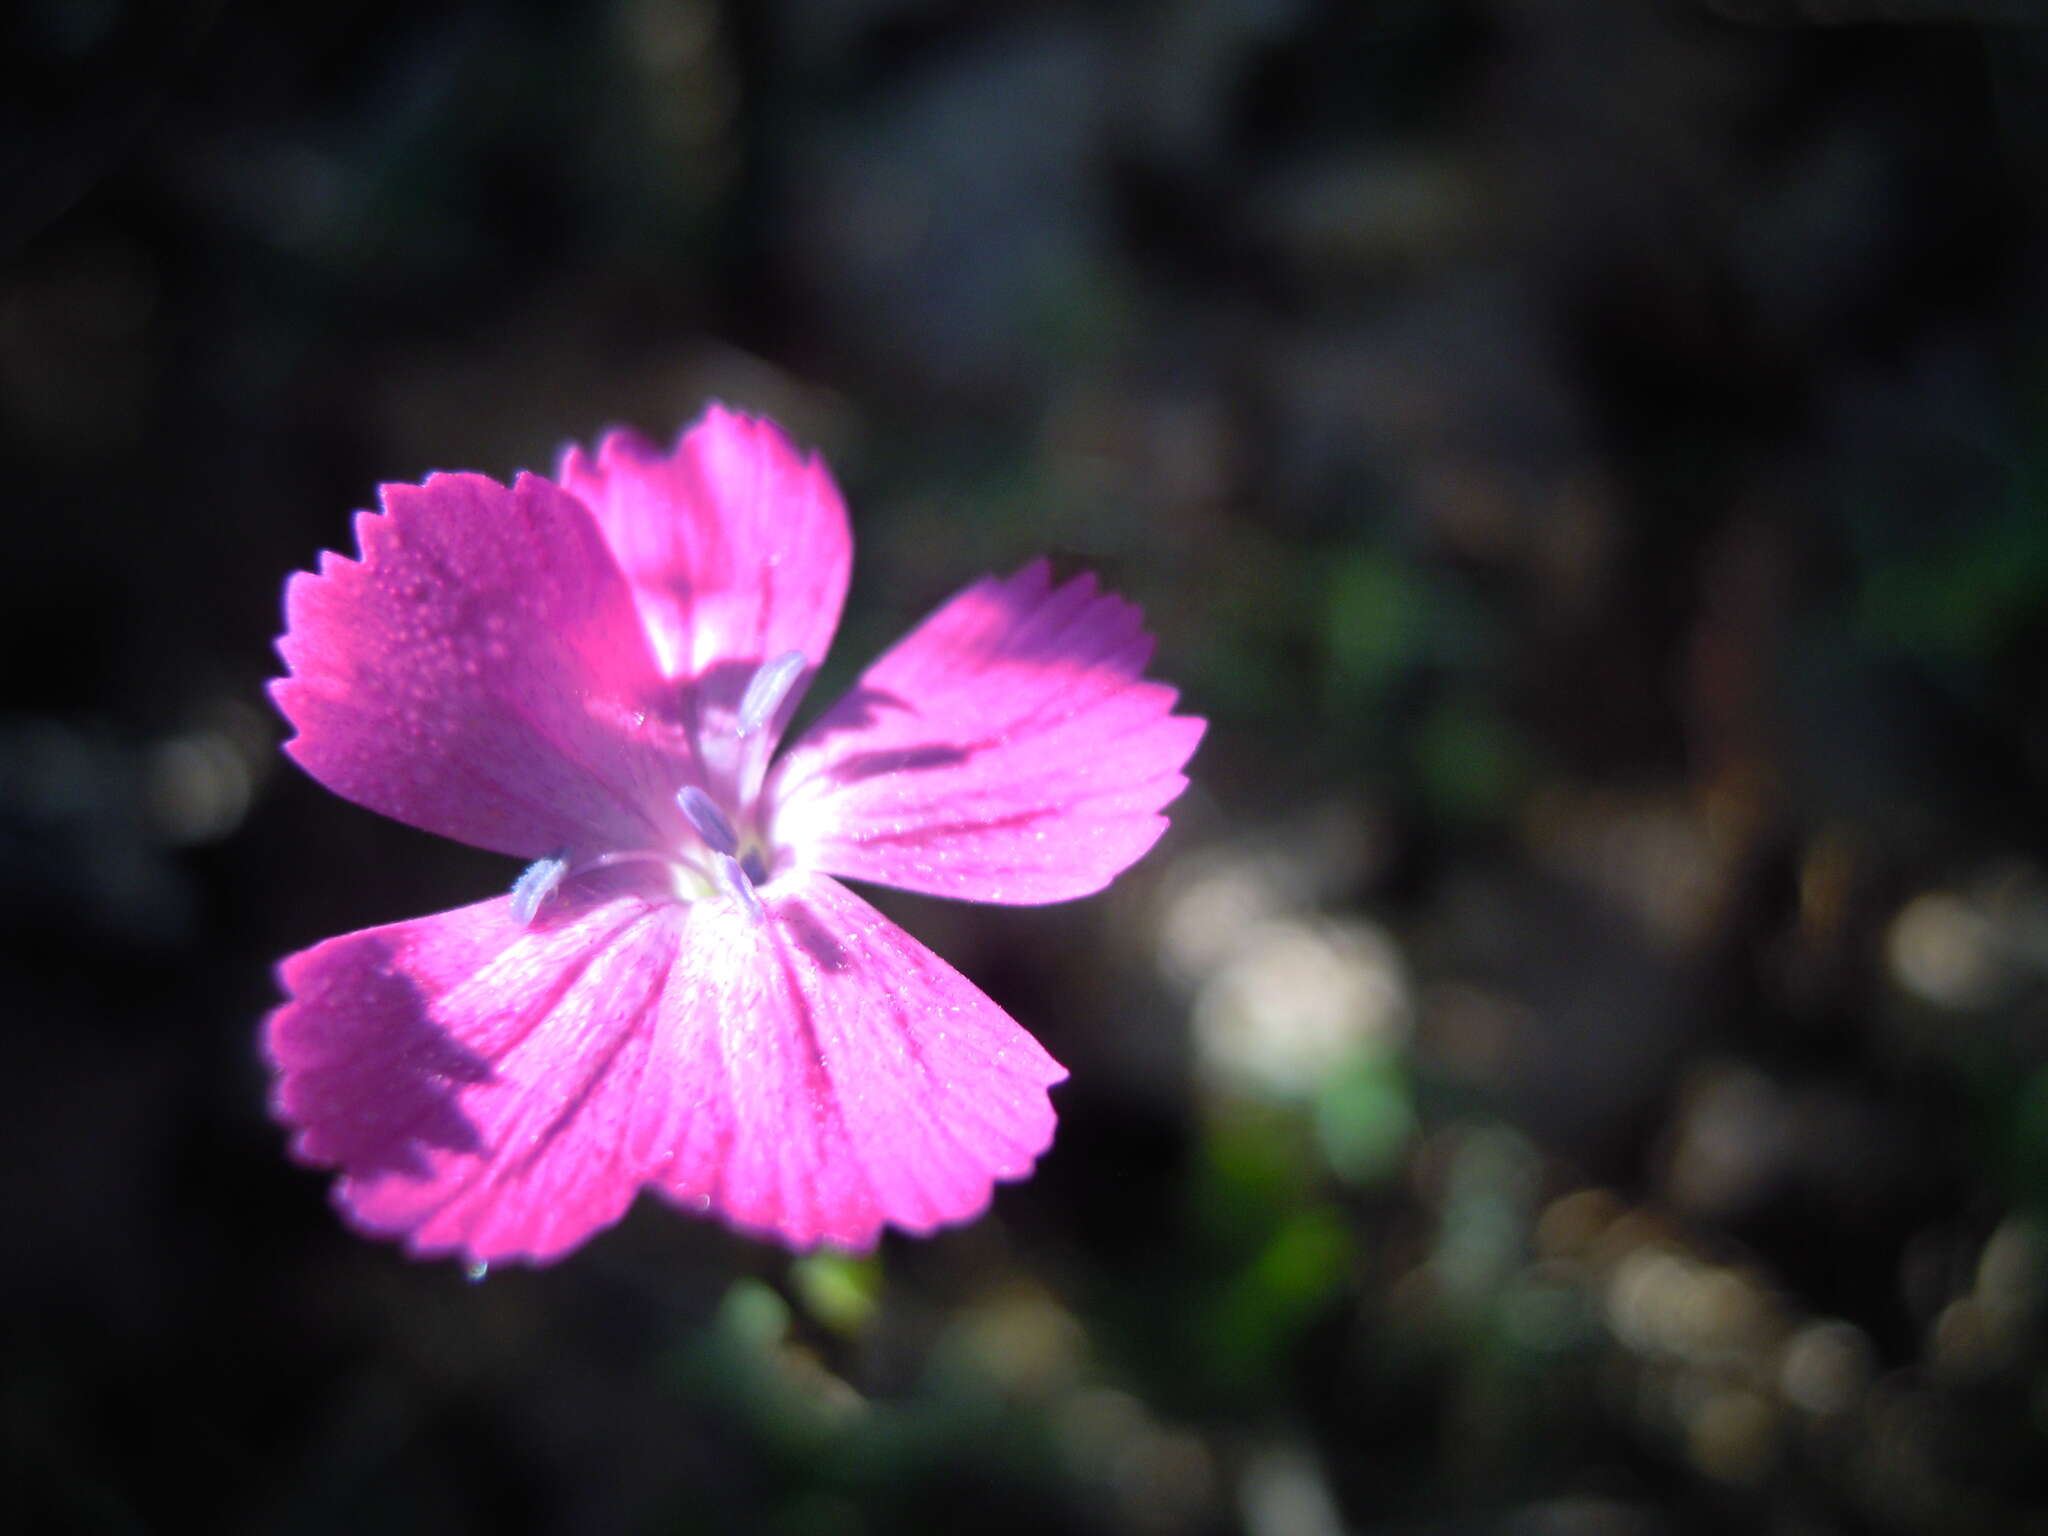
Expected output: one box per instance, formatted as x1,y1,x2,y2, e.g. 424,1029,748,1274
1196,1102,1320,1246
1204,1208,1355,1392
720,1276,793,1352
791,1251,882,1337
1325,548,1427,697
1855,497,2048,661
1314,1053,1417,1186
1413,695,1526,824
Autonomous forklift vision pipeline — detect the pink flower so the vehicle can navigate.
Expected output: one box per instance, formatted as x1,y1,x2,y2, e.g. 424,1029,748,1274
265,406,1203,1264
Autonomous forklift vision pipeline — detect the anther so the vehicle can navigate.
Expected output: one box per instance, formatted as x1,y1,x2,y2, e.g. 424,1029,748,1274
677,785,740,855
713,852,765,926
509,855,570,926
737,650,807,738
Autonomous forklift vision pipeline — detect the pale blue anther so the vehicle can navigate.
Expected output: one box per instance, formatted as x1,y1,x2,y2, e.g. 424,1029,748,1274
509,854,570,926
677,785,740,855
713,852,765,925
737,649,807,738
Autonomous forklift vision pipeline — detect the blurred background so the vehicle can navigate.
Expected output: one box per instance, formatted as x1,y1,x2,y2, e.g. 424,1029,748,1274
7,0,2048,1531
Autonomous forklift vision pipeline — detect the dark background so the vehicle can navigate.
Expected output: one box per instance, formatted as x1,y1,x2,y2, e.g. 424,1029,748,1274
7,1,2048,1531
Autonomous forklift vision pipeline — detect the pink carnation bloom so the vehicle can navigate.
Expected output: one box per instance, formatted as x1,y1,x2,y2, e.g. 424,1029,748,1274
265,406,1203,1265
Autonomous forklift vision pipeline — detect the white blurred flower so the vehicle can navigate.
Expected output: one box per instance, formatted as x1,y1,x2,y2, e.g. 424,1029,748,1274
1193,916,1411,1097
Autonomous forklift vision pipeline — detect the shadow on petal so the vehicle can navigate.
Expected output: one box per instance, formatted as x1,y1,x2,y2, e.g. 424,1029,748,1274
268,932,493,1184
776,896,852,973
773,683,912,748
827,742,975,781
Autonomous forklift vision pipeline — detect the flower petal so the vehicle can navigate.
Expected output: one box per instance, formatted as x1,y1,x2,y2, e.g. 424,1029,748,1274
267,874,1064,1263
555,405,852,685
274,471,689,859
649,870,1067,1249
266,891,689,1266
765,560,1206,903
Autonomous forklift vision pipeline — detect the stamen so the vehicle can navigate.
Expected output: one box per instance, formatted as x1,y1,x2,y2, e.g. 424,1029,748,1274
713,852,765,926
677,785,740,855
509,855,569,926
737,649,807,738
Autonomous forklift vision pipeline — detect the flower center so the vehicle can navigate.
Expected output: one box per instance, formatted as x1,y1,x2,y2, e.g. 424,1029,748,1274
508,650,808,929
676,785,769,921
